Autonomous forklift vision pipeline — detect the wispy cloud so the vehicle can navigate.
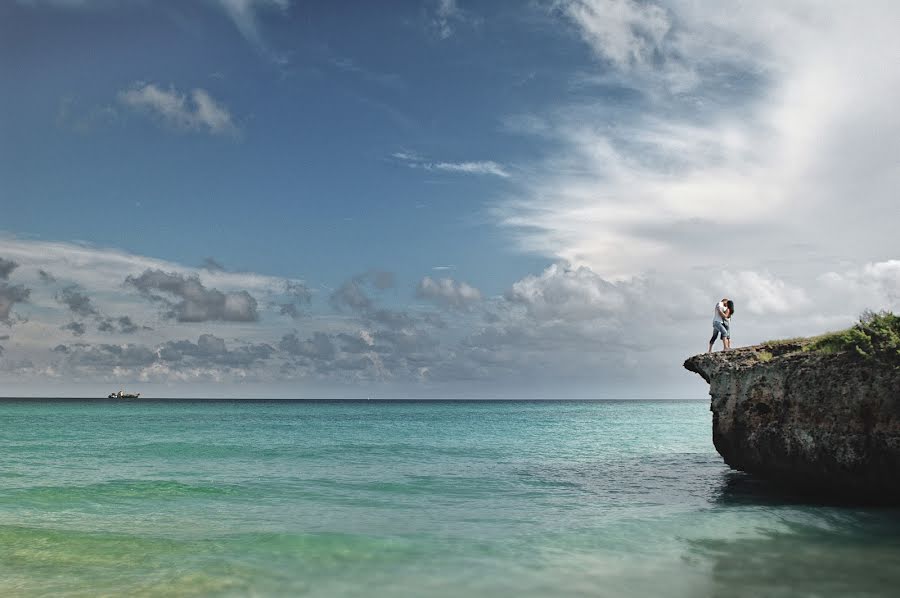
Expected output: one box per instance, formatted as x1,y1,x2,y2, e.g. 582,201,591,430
393,152,511,178
118,83,238,136
214,0,289,60
559,0,670,71
18,0,290,63
427,0,480,39
497,2,900,279
330,56,404,89
56,96,118,134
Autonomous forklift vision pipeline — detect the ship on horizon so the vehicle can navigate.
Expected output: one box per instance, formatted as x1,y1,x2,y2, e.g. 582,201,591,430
108,390,140,399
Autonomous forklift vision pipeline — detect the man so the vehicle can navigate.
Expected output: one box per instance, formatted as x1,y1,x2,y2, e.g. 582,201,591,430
708,297,731,352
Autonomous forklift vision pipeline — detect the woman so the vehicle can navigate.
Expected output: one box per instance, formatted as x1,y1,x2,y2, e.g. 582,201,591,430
721,299,735,349
708,298,733,352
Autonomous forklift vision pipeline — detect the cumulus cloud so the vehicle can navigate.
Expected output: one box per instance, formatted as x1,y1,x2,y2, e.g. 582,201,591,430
37,269,56,283
0,284,30,323
330,278,374,313
719,270,810,315
0,258,18,280
819,260,900,315
329,271,394,313
505,264,629,320
279,331,336,360
51,335,275,382
61,321,86,337
118,83,238,136
277,280,313,319
159,334,274,367
393,152,510,178
327,271,425,334
126,269,259,322
55,285,98,317
98,316,141,334
417,276,482,309
57,342,158,368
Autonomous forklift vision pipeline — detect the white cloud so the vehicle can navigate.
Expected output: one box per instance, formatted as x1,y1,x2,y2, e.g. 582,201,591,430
560,0,670,70
1,236,896,395
820,261,900,313
497,2,900,283
393,152,511,178
214,0,289,48
432,161,510,178
506,263,626,321
417,276,482,309
429,0,475,39
118,83,238,136
719,270,810,316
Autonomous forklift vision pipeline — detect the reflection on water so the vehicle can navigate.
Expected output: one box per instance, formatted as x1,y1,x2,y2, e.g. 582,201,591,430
689,516,900,598
693,470,900,597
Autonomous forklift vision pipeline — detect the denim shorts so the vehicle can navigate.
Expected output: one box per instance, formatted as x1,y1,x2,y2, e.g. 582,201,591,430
712,320,730,339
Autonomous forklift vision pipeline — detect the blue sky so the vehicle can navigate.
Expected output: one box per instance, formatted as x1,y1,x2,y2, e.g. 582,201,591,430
3,0,568,292
1,1,898,397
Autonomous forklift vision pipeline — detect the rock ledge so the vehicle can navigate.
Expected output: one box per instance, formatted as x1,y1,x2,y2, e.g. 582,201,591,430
685,342,900,501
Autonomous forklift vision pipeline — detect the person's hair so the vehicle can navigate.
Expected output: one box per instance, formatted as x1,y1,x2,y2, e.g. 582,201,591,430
726,299,735,315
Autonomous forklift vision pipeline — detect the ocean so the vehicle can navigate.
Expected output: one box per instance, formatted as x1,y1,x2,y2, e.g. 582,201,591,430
1,399,898,597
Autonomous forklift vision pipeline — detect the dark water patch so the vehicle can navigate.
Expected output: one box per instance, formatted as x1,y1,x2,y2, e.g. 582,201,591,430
715,471,900,508
513,453,728,503
687,517,900,598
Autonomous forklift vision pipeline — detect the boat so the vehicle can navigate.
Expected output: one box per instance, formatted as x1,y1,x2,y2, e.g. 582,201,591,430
108,390,141,399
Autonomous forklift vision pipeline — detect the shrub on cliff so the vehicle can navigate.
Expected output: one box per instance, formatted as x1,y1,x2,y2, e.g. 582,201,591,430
809,311,900,366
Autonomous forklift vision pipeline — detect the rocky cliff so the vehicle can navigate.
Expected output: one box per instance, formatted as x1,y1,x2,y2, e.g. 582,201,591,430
685,341,900,501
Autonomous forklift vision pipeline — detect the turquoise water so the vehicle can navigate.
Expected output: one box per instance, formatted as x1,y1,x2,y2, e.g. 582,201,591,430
1,399,899,597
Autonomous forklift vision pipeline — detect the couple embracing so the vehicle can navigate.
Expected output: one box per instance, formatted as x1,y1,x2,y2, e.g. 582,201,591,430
708,297,735,352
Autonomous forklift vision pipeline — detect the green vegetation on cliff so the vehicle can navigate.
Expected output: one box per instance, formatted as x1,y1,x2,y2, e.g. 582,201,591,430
755,311,900,367
807,311,900,366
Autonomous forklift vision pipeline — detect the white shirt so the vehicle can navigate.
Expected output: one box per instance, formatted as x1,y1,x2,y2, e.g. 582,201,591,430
713,301,728,324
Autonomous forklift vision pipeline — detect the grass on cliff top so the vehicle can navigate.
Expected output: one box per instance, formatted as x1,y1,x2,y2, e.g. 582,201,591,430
805,311,900,366
758,311,900,367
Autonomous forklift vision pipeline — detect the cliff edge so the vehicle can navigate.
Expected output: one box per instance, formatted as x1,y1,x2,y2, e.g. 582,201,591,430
685,330,900,501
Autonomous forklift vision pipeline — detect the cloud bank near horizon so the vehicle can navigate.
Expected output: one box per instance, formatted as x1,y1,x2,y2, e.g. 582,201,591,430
0,237,896,396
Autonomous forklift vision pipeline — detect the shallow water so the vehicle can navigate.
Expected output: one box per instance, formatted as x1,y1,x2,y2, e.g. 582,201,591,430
1,399,898,597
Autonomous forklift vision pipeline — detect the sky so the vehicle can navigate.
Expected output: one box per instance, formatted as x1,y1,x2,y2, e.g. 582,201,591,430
1,0,898,398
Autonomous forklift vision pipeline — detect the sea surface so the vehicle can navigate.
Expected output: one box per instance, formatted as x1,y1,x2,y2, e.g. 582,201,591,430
1,399,899,597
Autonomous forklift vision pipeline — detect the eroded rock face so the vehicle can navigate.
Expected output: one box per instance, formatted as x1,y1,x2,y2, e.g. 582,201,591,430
685,344,900,501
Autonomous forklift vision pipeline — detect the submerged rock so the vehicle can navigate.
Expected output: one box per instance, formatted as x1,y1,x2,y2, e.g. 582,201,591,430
685,342,900,502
